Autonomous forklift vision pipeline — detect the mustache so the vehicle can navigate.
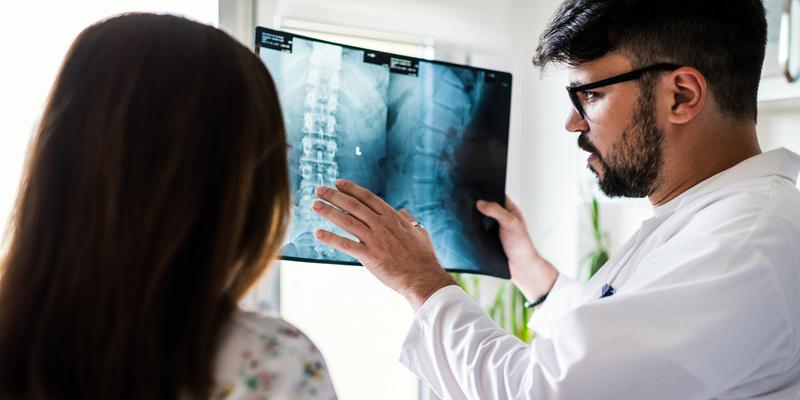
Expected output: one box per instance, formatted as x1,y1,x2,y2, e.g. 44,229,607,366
577,133,600,155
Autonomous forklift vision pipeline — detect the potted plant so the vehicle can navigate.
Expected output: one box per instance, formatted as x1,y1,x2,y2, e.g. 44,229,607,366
453,196,609,340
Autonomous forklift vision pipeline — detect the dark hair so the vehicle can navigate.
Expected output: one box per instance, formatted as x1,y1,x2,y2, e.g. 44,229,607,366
533,0,767,121
0,13,290,400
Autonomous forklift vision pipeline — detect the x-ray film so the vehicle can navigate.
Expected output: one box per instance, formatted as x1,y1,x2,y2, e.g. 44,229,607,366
255,27,512,279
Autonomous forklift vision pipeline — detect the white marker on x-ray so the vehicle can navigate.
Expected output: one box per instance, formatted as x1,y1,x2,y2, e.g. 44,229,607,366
355,146,362,156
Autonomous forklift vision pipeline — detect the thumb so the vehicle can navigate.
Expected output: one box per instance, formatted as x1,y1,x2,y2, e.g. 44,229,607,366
476,200,514,226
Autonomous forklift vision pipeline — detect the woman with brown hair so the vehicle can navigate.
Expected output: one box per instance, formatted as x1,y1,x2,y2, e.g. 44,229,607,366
0,13,335,400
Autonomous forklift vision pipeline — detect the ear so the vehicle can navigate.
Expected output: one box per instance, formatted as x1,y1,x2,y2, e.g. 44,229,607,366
664,66,707,125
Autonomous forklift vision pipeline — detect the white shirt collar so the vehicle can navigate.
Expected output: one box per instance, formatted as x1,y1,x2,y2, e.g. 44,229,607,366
652,148,800,218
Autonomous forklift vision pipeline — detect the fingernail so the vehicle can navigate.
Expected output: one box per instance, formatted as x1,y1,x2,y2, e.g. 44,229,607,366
476,200,486,208
312,201,323,210
315,230,324,238
316,186,328,196
335,179,346,188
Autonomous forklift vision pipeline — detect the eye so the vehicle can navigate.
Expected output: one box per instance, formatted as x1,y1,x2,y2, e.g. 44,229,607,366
584,91,600,102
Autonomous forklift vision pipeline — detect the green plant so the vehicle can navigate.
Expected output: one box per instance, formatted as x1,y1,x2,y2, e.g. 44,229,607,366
452,273,533,342
453,196,609,341
582,197,609,279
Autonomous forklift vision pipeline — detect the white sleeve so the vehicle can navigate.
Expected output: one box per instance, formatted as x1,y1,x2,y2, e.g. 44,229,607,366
399,243,794,400
399,285,525,400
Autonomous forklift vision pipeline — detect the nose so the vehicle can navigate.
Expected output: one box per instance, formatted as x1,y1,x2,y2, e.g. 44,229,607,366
565,107,589,134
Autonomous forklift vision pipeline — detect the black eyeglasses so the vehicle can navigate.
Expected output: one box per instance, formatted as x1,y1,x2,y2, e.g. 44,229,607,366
566,63,681,119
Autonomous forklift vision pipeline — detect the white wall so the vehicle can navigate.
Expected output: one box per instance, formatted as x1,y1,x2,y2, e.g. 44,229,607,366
507,0,583,278
279,263,419,399
273,0,514,64
759,99,800,155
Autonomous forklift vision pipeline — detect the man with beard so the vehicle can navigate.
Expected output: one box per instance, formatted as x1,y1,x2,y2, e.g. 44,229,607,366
311,0,800,398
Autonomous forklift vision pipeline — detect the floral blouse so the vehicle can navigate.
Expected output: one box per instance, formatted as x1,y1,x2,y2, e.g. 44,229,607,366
213,310,337,400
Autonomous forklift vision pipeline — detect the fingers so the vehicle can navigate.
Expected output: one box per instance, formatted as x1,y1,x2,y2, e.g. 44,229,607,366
314,229,368,260
312,200,371,241
476,199,515,226
334,179,390,215
398,208,415,224
315,186,377,226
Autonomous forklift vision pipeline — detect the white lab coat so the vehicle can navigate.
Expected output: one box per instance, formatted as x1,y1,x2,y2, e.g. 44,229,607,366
400,148,800,399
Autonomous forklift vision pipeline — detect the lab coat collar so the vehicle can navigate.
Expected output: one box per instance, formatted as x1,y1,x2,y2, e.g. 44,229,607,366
652,148,800,218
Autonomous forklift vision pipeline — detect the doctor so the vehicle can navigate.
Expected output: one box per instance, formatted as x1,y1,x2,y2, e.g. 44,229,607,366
312,0,800,398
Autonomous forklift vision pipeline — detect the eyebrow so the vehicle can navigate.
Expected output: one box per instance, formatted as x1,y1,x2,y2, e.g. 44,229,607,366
568,79,586,88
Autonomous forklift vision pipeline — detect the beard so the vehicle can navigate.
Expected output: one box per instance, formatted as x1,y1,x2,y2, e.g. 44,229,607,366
578,93,665,198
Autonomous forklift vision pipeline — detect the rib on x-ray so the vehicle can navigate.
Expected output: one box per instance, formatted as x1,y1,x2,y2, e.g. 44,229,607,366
256,27,512,278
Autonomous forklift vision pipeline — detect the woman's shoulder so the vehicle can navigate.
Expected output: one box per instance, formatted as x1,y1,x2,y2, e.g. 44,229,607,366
213,309,336,399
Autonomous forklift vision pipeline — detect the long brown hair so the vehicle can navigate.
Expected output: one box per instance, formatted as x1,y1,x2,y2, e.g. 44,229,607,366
0,13,290,399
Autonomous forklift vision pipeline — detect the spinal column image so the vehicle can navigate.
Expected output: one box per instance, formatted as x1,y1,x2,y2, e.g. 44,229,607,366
384,63,511,277
258,29,511,278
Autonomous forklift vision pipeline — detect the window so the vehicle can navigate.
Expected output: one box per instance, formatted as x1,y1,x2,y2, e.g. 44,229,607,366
0,1,218,252
279,18,436,60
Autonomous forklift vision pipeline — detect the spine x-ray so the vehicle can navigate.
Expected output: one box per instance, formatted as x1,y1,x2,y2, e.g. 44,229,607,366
256,27,512,278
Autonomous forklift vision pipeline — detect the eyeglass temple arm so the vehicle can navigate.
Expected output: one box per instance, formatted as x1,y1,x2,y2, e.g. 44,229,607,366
567,63,681,93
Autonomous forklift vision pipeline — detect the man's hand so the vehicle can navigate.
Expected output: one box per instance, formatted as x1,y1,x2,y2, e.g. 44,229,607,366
476,196,558,301
311,179,456,310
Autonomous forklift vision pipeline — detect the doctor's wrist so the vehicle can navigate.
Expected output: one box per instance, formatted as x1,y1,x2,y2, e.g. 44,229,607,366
402,271,457,311
513,259,559,302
